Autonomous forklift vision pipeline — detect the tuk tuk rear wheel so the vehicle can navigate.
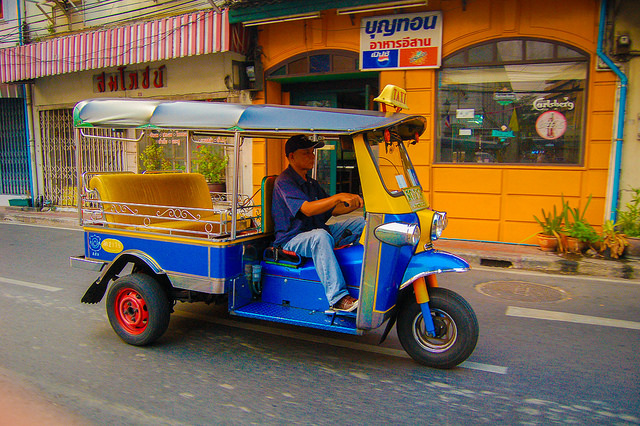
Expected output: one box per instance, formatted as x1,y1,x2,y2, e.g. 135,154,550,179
106,274,171,346
397,287,478,369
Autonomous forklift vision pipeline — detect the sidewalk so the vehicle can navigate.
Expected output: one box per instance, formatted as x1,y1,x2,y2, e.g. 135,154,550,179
2,206,640,281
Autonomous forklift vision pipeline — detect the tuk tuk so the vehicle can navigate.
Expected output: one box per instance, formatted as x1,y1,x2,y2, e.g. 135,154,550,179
71,95,478,369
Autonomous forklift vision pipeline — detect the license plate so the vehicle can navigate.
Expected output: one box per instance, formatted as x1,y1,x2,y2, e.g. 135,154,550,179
402,186,428,211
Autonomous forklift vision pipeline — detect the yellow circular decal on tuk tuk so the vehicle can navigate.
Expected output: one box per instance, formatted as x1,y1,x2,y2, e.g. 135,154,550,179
101,238,124,254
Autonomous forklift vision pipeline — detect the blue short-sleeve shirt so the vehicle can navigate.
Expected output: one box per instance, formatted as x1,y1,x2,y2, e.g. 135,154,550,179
272,165,333,247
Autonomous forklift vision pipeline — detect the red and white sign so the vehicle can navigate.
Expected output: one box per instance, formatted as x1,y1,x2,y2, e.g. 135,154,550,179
535,110,567,140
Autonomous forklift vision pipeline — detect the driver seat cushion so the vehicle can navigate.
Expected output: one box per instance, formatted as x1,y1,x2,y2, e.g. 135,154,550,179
261,175,277,233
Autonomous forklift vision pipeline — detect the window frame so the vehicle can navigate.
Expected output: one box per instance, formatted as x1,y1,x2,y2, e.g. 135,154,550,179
435,38,590,166
266,50,362,80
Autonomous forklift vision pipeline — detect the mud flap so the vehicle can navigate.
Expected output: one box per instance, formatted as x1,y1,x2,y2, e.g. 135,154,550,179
378,314,397,344
81,277,109,304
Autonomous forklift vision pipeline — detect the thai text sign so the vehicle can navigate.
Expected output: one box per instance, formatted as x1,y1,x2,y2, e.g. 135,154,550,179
360,11,442,71
93,65,167,93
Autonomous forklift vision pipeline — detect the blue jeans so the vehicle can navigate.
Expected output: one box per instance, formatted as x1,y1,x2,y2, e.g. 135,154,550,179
282,216,365,306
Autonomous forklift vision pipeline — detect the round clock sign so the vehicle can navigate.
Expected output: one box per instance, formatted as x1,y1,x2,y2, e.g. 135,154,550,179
535,110,567,140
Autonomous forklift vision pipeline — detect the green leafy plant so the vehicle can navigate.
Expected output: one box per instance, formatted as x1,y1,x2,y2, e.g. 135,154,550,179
600,220,628,259
194,144,229,183
617,187,640,238
140,141,171,172
533,205,565,251
194,144,228,183
565,221,601,244
563,195,600,244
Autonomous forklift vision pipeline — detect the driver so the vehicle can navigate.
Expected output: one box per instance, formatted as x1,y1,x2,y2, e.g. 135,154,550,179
271,135,365,312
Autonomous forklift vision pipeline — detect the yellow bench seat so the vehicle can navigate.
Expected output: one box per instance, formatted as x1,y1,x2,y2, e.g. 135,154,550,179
89,173,249,236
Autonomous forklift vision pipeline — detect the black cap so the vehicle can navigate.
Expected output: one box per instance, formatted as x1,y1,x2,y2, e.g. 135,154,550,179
285,134,325,156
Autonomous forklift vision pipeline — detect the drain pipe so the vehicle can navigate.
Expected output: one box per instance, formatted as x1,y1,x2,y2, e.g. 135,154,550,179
597,0,628,222
17,0,39,206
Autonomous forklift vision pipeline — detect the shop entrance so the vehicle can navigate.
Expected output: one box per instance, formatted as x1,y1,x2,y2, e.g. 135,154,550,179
286,78,377,195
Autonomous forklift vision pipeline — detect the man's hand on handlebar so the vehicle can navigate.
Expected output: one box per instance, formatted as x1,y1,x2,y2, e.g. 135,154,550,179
300,192,363,217
333,193,363,215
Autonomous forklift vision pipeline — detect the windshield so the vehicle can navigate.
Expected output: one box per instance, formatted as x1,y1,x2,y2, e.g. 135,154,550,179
364,130,421,195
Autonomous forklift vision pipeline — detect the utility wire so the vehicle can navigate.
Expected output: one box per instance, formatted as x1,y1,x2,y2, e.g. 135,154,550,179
1,0,199,30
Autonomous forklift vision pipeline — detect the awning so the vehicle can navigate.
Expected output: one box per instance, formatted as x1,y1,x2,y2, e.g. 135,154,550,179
0,9,230,84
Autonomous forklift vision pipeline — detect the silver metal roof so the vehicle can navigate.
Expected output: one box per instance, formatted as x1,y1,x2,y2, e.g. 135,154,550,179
73,99,426,138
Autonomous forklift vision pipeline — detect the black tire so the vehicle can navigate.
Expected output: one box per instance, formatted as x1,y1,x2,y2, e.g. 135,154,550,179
397,287,479,369
106,274,171,346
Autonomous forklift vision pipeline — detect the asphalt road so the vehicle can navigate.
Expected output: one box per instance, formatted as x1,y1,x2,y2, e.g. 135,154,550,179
1,222,639,425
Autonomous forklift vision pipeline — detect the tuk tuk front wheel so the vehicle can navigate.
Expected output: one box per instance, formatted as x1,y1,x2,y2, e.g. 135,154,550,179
397,287,478,369
106,274,171,346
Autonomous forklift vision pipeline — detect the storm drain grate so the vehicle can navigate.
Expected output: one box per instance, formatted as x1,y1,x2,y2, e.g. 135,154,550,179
476,281,570,303
480,258,513,268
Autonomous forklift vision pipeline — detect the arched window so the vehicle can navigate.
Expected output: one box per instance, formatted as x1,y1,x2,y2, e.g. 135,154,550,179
436,39,588,165
266,50,360,80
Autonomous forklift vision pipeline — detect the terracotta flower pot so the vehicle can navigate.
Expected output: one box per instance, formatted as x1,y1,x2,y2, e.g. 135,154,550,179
626,237,640,259
536,233,558,252
565,236,586,254
207,182,226,193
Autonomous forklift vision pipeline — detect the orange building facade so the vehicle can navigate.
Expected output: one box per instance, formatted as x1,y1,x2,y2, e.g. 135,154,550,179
245,0,617,244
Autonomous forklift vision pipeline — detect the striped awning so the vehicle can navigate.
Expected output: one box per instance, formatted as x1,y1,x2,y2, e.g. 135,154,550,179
0,9,230,84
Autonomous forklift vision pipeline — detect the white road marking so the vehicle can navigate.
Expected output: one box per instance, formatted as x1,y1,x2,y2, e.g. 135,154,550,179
506,306,640,330
174,309,508,374
0,277,62,292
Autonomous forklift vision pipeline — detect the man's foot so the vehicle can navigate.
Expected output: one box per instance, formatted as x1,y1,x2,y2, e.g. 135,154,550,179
333,295,358,312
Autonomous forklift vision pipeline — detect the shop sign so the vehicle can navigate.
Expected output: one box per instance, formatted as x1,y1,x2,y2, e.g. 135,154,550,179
493,91,517,105
535,110,567,140
456,108,474,119
491,129,514,138
360,11,443,71
93,65,167,93
532,96,575,111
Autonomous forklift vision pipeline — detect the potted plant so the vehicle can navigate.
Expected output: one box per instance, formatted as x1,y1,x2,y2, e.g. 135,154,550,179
600,220,629,259
533,205,564,252
617,187,640,258
562,195,600,253
194,144,228,192
140,141,172,172
564,220,601,253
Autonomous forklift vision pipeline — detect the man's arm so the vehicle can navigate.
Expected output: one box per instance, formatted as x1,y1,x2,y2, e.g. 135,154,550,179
299,193,363,217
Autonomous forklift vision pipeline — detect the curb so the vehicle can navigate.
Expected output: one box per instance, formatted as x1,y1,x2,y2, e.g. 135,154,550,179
0,207,78,228
446,247,640,280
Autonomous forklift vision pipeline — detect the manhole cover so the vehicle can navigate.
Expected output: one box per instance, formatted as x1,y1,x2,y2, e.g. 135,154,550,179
476,281,569,303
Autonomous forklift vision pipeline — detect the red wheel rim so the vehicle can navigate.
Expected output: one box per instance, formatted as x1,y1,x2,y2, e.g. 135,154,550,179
114,288,148,335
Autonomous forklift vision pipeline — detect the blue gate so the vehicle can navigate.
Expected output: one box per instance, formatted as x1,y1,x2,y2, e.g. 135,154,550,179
0,98,30,196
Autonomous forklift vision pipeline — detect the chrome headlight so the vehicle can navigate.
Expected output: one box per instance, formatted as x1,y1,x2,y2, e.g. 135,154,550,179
374,222,420,247
431,211,447,241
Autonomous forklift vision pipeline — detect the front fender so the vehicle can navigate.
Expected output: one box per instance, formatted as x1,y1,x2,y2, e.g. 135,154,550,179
400,249,469,289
